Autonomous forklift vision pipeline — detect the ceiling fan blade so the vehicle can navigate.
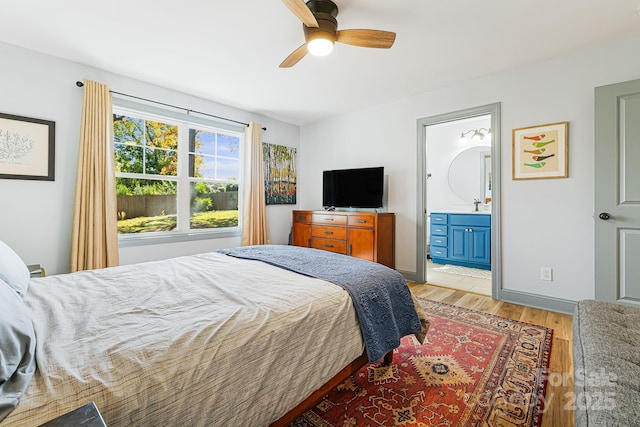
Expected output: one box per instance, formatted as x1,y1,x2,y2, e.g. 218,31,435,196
279,44,309,68
336,29,396,49
281,0,319,28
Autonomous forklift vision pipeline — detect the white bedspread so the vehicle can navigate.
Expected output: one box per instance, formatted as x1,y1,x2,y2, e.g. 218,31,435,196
4,252,364,426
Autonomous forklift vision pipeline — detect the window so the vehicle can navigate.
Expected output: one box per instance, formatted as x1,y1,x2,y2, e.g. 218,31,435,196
113,107,243,238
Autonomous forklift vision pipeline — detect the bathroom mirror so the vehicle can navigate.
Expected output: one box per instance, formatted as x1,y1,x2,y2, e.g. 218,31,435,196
448,146,491,203
483,153,492,202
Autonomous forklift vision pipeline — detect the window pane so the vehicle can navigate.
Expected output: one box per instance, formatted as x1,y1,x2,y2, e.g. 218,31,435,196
114,143,144,174
116,178,177,234
113,114,144,146
146,120,178,150
188,154,240,180
189,129,240,179
145,147,178,176
190,129,216,155
114,114,178,176
217,134,240,158
190,182,238,230
188,154,211,180
217,158,239,181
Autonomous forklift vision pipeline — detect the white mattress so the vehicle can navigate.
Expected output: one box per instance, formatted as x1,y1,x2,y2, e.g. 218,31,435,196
4,252,364,426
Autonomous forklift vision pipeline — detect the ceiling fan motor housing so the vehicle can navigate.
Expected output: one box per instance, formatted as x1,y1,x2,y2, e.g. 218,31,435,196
304,0,339,43
306,0,338,16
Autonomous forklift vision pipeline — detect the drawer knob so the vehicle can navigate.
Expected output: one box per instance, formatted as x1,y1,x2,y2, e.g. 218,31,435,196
324,217,334,221
324,243,334,248
356,219,366,223
324,231,333,235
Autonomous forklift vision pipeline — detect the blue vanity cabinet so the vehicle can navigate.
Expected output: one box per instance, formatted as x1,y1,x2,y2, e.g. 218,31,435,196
430,213,491,270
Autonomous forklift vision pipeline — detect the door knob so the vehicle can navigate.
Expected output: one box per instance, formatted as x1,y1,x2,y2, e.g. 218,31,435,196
599,212,612,220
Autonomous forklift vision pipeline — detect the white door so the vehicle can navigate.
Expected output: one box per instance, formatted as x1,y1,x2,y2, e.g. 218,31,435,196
595,78,640,305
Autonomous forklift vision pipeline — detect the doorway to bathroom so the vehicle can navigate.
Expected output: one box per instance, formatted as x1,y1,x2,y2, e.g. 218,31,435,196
416,103,502,299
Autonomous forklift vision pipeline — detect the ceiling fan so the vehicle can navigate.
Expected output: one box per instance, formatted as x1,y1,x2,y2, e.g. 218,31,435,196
280,0,396,68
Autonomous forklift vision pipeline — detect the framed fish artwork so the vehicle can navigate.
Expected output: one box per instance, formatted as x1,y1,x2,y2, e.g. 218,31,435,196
512,121,568,180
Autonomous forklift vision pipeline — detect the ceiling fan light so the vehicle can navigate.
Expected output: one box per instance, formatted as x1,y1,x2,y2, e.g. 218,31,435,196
308,37,334,56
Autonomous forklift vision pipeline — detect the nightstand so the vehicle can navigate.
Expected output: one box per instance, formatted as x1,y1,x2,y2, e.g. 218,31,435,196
38,402,107,426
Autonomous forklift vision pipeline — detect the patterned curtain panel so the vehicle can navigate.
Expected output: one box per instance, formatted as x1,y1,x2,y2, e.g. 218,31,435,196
70,79,119,271
241,122,267,246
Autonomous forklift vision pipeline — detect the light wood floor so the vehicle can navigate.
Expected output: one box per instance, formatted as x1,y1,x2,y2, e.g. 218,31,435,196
410,282,575,427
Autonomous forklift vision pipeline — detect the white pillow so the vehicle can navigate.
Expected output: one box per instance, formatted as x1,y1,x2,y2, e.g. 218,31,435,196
0,278,37,421
0,240,30,298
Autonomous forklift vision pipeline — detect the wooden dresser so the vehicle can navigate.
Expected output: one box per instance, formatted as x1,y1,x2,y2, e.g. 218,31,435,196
291,210,395,268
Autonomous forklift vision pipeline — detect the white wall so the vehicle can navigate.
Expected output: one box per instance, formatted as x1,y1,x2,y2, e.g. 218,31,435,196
0,41,299,275
299,34,640,303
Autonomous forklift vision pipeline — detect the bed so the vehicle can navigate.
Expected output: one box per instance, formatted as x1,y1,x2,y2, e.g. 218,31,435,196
0,243,425,426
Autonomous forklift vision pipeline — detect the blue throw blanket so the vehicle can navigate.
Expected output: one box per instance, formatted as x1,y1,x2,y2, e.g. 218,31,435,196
217,245,422,363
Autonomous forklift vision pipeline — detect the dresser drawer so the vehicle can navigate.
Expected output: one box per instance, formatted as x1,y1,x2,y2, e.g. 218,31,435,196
311,213,348,225
347,214,374,228
431,235,448,247
310,237,347,254
430,213,448,225
430,246,447,258
431,225,447,236
293,211,312,223
312,225,347,240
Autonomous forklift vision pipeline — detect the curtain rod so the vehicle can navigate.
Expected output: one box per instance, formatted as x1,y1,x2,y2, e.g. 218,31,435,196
75,81,266,131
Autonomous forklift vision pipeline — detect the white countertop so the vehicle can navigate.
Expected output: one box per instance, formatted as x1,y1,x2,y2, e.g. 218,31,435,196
431,210,491,215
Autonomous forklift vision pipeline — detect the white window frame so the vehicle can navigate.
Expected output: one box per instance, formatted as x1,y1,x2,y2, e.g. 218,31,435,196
113,103,244,247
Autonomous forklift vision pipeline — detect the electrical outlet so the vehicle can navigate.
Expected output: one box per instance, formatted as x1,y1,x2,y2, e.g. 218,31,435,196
541,267,553,281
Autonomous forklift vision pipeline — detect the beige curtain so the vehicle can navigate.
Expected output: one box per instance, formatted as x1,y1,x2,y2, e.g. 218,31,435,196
70,80,119,271
241,122,267,246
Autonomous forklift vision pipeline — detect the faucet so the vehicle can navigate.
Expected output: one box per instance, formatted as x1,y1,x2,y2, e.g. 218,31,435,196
473,198,481,212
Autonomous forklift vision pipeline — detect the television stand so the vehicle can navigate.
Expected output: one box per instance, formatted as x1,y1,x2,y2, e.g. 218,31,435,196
291,210,395,268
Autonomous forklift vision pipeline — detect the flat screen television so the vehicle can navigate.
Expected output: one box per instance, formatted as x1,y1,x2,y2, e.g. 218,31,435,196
322,167,384,209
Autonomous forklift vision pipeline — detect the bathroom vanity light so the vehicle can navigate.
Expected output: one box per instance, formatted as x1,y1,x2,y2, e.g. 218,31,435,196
459,128,491,144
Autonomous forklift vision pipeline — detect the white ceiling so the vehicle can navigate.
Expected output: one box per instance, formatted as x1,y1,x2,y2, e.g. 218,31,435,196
1,1,639,126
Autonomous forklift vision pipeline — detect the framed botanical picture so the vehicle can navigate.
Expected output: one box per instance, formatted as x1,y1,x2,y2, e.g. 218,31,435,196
0,112,55,181
512,121,568,180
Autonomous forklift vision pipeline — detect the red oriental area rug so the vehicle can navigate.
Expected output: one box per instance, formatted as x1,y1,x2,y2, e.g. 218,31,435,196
292,298,553,427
